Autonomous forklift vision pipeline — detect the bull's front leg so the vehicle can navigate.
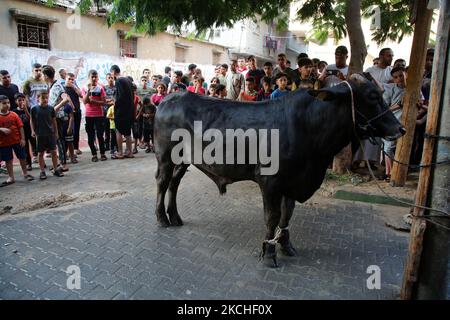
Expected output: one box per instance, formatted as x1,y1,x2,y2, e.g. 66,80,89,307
278,196,297,256
259,186,282,268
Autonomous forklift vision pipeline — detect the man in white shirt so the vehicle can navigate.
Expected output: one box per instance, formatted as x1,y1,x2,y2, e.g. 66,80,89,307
318,45,349,88
365,48,394,84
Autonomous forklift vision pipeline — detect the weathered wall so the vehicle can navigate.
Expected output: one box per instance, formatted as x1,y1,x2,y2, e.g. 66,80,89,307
0,0,228,88
0,45,217,90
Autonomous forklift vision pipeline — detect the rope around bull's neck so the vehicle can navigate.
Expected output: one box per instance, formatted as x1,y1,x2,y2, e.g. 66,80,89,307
341,81,449,230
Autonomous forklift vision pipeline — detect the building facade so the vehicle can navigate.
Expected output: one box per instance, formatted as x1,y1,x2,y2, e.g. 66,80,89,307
0,0,230,87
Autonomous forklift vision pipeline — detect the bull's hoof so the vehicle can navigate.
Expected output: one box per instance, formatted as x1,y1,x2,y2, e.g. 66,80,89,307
169,215,184,226
280,241,297,257
278,229,297,257
261,243,279,268
156,214,171,227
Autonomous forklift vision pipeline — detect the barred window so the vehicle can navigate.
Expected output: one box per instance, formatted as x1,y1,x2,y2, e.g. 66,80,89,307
17,18,50,49
119,35,137,58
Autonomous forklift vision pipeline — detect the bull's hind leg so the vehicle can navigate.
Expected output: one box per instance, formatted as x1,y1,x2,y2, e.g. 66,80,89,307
155,161,174,227
167,164,189,226
279,197,297,256
259,186,282,268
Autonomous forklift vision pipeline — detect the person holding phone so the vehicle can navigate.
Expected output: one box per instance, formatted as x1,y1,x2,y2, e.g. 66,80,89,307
82,69,107,162
318,45,349,88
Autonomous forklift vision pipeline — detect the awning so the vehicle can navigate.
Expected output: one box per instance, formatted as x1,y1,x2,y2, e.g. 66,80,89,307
174,42,192,49
9,8,59,23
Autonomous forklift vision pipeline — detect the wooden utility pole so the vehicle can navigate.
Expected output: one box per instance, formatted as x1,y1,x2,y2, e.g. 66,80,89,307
400,0,450,300
390,0,433,187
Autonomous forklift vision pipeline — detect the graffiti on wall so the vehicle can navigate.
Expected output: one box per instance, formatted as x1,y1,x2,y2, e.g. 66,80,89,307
0,45,216,90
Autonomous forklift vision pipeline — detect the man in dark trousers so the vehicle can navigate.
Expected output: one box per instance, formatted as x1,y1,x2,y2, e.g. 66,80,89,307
109,65,134,159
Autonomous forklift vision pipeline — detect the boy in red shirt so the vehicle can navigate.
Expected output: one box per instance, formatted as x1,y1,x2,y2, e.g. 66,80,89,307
0,95,34,186
238,77,258,102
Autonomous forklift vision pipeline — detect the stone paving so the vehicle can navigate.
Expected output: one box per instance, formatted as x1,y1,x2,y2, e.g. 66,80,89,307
0,151,412,299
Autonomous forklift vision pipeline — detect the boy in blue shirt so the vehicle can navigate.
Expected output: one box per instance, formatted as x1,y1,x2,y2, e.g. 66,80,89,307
270,73,289,99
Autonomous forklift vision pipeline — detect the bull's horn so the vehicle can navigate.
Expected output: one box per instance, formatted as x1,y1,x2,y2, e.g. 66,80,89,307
349,73,368,84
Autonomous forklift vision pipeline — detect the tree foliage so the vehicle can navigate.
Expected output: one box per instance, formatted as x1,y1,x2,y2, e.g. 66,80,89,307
45,0,413,44
296,0,413,45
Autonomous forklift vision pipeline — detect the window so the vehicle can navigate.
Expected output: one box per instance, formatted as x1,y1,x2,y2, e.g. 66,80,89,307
17,18,50,49
119,35,137,58
212,52,222,65
175,47,186,63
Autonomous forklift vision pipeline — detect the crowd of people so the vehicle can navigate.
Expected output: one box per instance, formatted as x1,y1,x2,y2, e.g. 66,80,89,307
0,44,433,186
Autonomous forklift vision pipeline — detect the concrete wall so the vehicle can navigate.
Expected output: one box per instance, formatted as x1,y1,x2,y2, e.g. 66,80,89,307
0,0,229,87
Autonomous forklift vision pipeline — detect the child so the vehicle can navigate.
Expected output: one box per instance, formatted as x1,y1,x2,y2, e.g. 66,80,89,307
151,82,167,106
13,93,34,170
169,83,180,94
208,84,217,97
257,77,273,101
65,73,82,158
30,91,62,179
239,77,258,101
380,66,407,181
292,58,316,90
62,100,75,165
215,84,227,99
187,76,206,95
270,73,289,99
106,104,117,155
132,84,142,154
141,97,157,153
0,95,34,186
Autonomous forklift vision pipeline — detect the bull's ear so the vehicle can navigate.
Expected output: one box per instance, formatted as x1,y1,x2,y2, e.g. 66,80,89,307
308,85,349,101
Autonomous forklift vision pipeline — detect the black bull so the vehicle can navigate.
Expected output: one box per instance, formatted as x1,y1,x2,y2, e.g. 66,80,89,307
153,74,405,266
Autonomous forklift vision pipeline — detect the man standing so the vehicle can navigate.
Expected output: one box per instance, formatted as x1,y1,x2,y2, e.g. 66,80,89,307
318,46,349,88
181,64,197,87
110,65,134,159
245,56,265,91
272,53,294,86
22,63,48,108
0,70,19,111
365,48,394,84
162,66,171,87
226,60,244,100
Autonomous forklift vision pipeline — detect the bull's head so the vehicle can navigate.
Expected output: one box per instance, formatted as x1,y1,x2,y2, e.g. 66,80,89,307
310,73,406,141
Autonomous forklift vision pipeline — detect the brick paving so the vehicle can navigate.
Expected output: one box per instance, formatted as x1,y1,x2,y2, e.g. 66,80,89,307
0,149,419,299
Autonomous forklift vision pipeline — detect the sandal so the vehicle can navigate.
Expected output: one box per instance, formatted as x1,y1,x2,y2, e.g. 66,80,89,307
124,153,135,158
0,179,15,187
24,174,35,181
39,171,47,180
132,149,138,154
71,158,78,164
111,153,124,160
145,148,151,153
100,155,107,161
53,168,64,177
92,156,99,162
